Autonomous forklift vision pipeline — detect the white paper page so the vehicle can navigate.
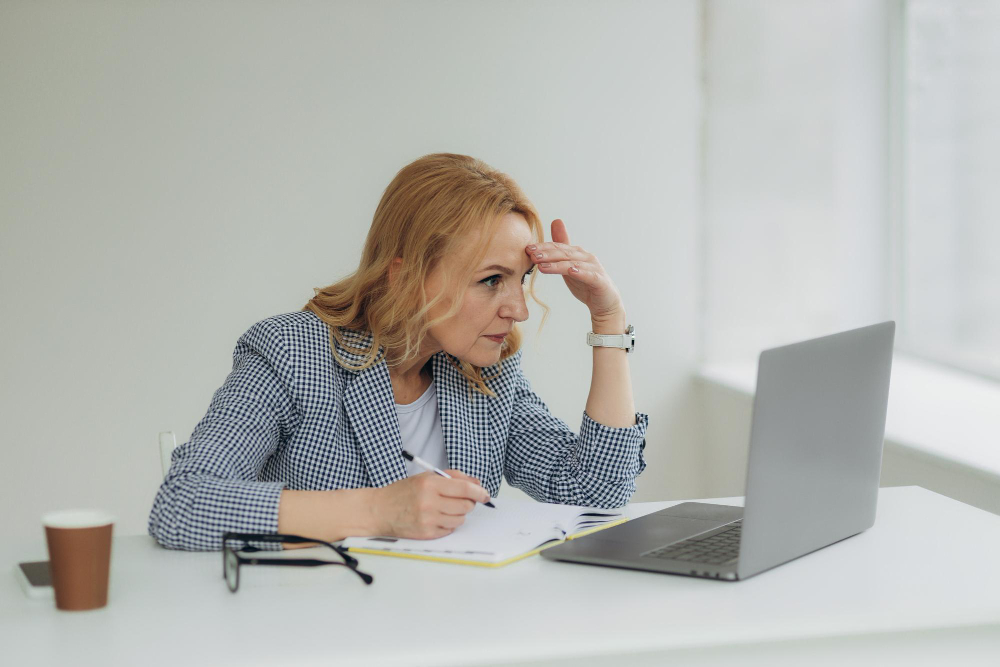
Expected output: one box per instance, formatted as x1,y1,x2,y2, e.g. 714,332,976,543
342,497,609,563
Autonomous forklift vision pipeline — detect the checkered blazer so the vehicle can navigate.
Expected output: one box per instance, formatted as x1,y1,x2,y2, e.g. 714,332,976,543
148,310,648,551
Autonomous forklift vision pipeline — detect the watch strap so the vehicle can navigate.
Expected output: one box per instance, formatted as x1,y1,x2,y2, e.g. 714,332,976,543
586,324,635,353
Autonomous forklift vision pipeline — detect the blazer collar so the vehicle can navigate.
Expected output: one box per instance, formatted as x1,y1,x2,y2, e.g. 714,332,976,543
336,327,495,491
330,327,386,370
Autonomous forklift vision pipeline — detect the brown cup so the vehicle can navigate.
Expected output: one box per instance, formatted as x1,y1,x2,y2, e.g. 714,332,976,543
42,509,115,611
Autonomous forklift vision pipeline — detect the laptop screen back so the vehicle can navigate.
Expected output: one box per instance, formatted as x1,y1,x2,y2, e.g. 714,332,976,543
737,321,895,580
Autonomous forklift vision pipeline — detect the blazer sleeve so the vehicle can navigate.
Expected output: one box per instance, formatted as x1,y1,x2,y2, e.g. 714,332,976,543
147,318,299,551
501,351,648,508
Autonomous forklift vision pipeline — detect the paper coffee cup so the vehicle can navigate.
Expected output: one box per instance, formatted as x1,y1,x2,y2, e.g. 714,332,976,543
42,509,115,611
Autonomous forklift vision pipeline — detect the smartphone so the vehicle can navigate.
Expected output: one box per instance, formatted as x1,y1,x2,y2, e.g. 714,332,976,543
15,561,54,599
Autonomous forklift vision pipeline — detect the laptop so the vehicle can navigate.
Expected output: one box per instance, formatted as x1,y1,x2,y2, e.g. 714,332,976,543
541,321,895,581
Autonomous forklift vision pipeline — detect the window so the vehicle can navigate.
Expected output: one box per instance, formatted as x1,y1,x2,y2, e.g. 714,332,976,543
900,0,1000,380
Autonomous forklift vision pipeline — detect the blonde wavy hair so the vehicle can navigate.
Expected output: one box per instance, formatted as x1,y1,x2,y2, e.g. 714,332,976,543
303,153,548,396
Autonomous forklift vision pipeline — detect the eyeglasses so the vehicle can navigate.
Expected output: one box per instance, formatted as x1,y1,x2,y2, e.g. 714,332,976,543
222,532,374,593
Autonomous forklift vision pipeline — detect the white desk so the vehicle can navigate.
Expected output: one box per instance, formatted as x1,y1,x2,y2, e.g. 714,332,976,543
3,486,999,666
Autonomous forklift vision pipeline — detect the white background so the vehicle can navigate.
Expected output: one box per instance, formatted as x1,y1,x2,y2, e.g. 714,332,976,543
1,0,896,558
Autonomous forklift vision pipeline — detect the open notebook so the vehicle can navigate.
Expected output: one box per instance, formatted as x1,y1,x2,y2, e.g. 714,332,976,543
341,496,628,567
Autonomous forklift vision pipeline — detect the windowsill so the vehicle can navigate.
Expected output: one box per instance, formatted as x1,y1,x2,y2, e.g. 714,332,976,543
698,354,1000,483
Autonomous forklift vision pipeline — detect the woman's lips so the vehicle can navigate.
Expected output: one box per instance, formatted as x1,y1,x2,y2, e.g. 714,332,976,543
484,334,506,343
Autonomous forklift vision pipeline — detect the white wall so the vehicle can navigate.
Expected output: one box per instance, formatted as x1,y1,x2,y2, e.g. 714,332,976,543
702,0,892,365
699,0,894,495
0,0,703,559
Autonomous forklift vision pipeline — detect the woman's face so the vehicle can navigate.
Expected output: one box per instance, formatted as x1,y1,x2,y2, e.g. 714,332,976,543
423,212,535,367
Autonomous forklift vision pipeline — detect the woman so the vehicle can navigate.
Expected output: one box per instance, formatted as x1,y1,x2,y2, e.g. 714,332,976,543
148,153,648,551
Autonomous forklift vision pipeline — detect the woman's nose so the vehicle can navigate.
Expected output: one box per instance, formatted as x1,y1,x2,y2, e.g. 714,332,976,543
499,284,530,322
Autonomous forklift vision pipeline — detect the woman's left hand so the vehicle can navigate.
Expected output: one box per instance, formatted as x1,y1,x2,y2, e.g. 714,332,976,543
526,219,626,330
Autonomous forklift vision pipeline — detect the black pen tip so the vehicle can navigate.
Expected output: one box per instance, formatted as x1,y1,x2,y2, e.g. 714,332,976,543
484,501,496,508
401,450,414,461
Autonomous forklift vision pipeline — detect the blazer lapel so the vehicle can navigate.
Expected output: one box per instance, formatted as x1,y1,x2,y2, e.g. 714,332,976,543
336,331,407,488
432,353,494,492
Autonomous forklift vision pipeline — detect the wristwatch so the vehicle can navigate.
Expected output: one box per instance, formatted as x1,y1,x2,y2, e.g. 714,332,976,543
586,324,635,353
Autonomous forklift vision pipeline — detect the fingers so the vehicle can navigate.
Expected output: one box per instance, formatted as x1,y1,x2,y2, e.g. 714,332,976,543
438,496,477,516
439,470,491,504
526,241,594,266
526,229,605,284
535,260,603,283
412,513,464,539
435,512,467,531
550,218,570,244
441,479,491,505
428,485,477,536
528,242,590,261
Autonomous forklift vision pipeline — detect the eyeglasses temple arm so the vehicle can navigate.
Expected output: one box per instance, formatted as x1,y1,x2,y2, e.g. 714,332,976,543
242,558,374,585
222,533,360,567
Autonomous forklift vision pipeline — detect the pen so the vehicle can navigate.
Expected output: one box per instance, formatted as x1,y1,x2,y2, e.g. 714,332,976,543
401,449,496,508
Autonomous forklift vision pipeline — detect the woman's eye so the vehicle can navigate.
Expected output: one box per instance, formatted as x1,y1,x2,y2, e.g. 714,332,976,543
481,268,533,289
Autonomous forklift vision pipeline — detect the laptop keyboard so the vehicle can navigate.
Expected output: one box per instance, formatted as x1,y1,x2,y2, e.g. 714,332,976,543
643,521,742,565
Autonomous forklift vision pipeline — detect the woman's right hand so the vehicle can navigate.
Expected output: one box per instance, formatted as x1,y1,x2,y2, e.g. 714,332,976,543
370,470,491,539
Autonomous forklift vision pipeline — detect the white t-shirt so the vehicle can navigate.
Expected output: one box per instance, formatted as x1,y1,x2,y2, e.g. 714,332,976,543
394,378,448,477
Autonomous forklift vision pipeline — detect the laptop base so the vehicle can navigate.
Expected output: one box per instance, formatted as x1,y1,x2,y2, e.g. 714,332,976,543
541,502,744,581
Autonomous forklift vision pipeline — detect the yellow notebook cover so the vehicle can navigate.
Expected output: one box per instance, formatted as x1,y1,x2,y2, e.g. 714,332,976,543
342,497,628,568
